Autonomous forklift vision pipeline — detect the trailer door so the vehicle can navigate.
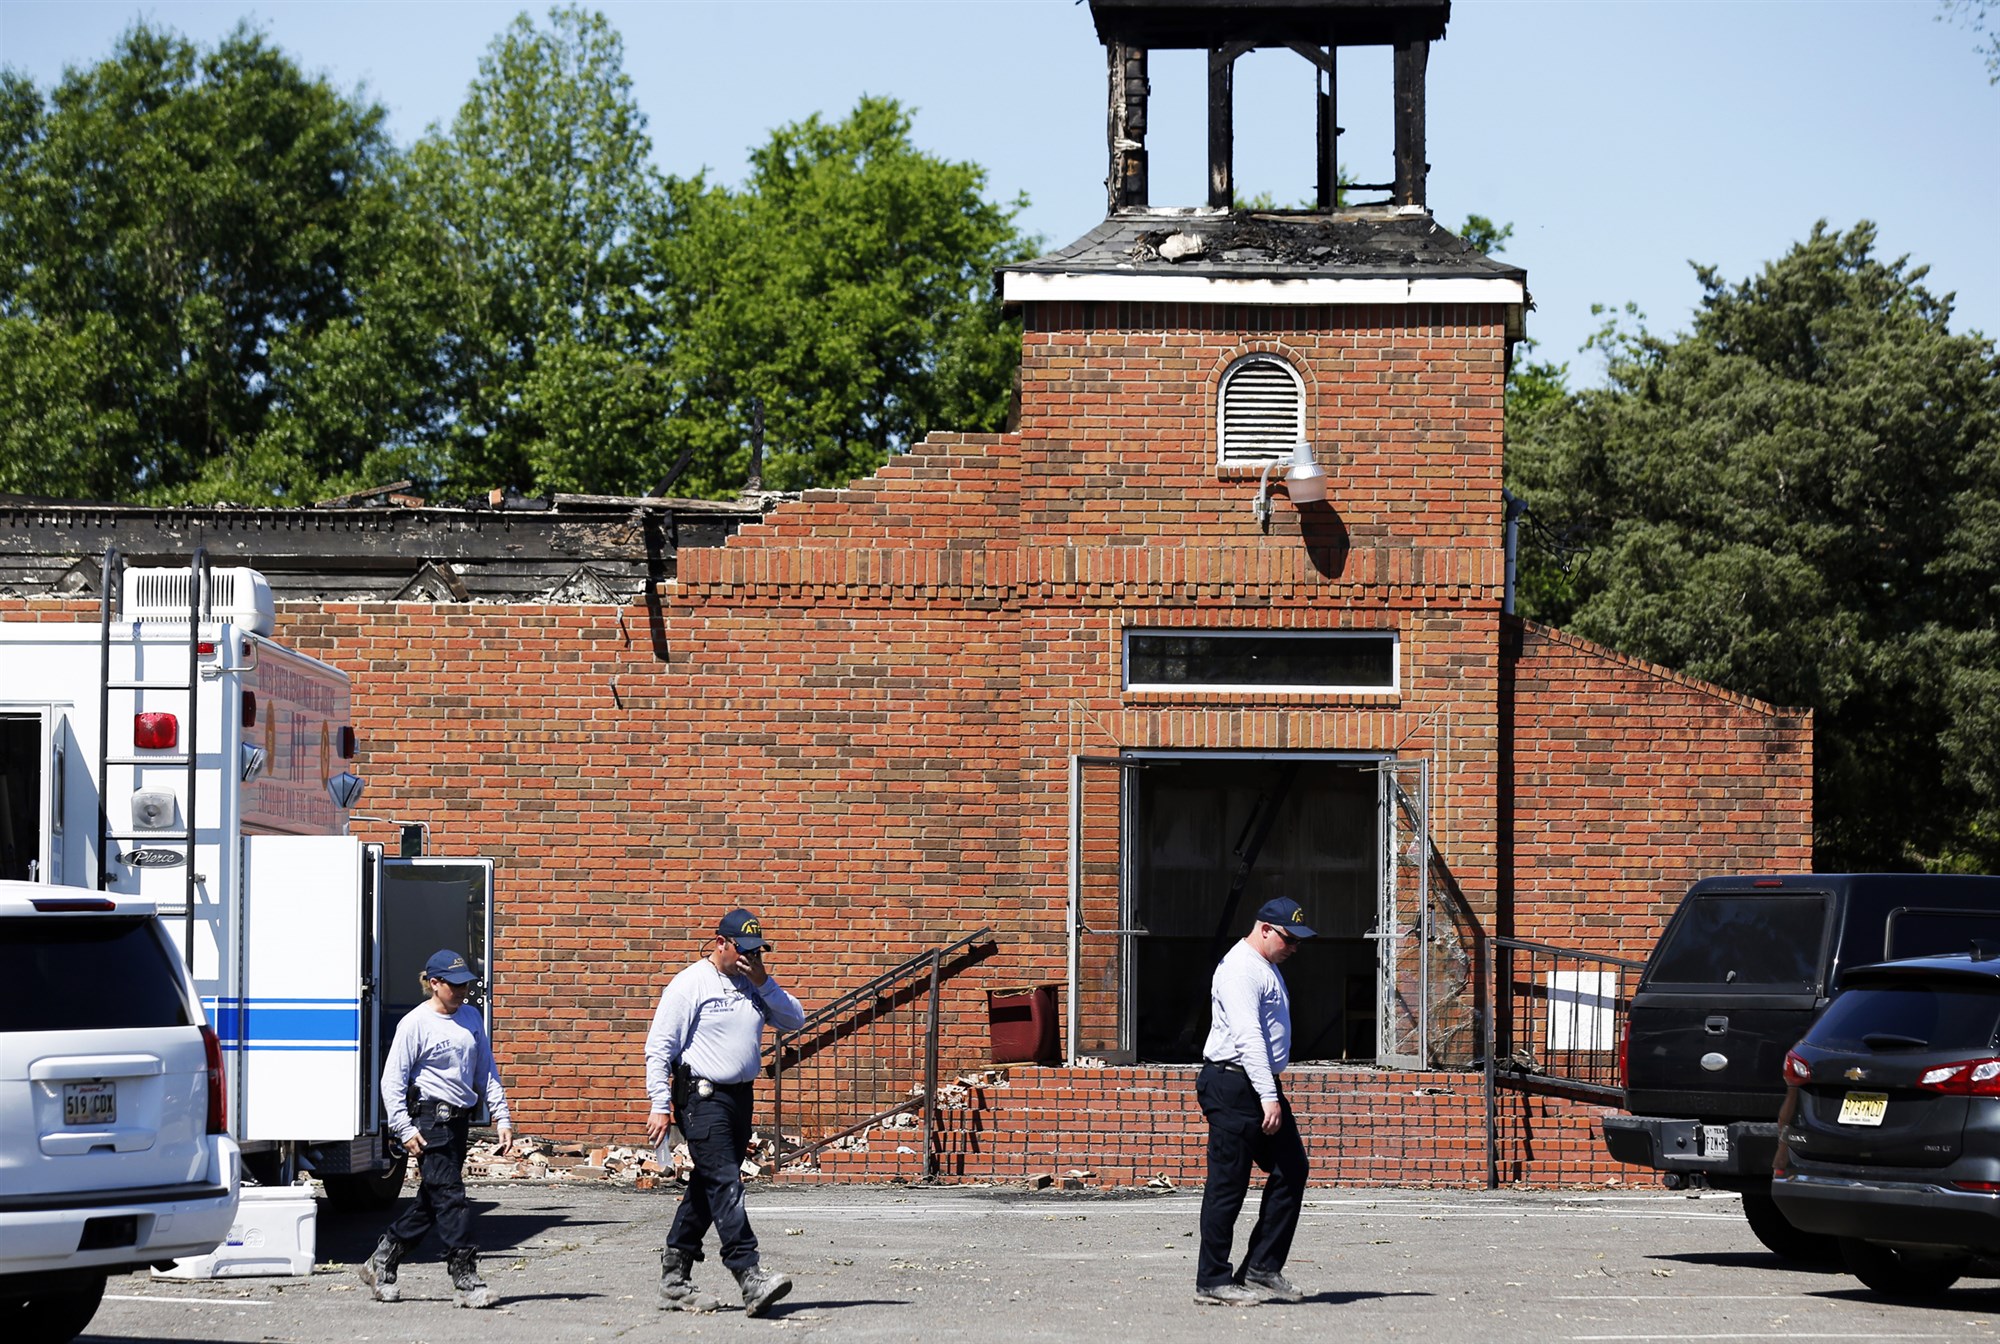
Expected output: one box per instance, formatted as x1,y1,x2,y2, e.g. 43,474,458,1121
0,709,54,882
237,834,365,1140
377,858,496,1039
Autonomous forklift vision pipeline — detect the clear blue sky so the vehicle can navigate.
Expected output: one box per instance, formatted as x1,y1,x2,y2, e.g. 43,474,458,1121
2,0,1994,381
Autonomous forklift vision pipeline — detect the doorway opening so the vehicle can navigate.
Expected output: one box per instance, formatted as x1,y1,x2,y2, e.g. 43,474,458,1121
1131,755,1379,1064
0,713,44,881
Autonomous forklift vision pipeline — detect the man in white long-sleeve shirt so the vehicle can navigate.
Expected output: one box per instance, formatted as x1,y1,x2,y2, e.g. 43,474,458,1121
1193,898,1315,1307
643,908,806,1317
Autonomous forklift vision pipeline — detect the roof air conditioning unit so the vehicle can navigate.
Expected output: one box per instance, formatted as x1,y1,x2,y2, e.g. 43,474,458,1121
123,567,277,637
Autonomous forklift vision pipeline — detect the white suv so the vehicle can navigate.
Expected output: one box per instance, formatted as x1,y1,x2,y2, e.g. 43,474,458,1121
0,882,241,1343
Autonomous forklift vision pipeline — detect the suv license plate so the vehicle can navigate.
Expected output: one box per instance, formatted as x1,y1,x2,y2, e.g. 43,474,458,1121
1838,1091,1888,1127
62,1081,116,1126
1701,1125,1730,1161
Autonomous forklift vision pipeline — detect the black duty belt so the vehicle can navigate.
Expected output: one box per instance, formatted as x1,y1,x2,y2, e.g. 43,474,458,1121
414,1095,469,1121
1203,1060,1247,1075
674,1064,754,1097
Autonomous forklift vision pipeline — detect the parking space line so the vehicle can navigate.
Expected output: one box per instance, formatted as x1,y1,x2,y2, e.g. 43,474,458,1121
1569,1334,1958,1341
1553,1294,1819,1301
105,1293,272,1306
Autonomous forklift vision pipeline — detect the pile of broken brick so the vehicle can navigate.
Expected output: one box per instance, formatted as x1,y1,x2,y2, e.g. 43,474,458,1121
461,1132,790,1189
448,1069,1021,1187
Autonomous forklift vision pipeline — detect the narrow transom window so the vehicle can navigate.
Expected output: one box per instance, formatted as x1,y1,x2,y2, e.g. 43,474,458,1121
1125,631,1397,693
1218,355,1305,464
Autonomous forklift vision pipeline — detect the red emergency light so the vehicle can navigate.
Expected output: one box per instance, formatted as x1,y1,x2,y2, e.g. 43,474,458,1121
339,726,356,759
133,712,178,750
242,692,256,728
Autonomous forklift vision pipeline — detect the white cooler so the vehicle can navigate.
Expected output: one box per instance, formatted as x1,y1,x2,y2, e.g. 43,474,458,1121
155,1184,317,1279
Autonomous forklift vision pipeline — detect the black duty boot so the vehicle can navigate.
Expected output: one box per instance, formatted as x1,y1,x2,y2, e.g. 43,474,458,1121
357,1233,406,1303
446,1247,498,1309
658,1246,721,1312
734,1262,793,1317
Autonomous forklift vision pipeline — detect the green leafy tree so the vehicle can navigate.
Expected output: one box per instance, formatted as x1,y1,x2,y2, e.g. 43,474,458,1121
653,96,1034,496
1941,0,2000,82
1457,213,1512,256
0,24,417,503
1464,209,1576,607
400,5,674,497
1507,222,2000,870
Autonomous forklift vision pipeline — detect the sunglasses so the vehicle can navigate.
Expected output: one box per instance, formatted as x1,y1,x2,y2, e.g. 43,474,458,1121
1266,924,1301,947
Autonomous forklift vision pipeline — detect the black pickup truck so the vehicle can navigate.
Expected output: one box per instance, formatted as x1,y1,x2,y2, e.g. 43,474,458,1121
1604,873,2000,1260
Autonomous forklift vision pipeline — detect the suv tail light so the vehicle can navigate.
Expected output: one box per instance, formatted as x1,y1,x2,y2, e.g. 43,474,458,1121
201,1024,227,1134
1914,1058,2000,1096
1783,1049,1813,1086
1618,1019,1631,1089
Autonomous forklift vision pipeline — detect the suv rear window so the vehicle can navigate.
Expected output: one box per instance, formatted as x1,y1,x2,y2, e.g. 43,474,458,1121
0,916,194,1031
1808,980,2000,1053
1648,893,1827,988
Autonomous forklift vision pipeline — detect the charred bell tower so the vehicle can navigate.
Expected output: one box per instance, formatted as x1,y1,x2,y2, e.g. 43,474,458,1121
1092,0,1451,215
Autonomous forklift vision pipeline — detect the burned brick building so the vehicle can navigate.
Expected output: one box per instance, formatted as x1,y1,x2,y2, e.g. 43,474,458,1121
0,1,1809,1186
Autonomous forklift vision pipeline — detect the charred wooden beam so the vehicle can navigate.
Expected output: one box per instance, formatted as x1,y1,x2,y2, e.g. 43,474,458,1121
0,499,756,604
1107,41,1150,211
1206,43,1245,209
1393,37,1429,208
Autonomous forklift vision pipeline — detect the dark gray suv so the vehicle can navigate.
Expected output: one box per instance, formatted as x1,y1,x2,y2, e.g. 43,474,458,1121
1605,872,2000,1262
1773,951,2000,1296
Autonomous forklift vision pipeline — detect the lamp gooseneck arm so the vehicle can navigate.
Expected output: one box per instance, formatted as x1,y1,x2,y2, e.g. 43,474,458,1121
1252,457,1281,527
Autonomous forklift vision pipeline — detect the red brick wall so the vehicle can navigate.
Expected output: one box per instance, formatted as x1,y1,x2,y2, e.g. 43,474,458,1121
0,296,1807,1189
1505,620,1815,962
1013,303,1508,546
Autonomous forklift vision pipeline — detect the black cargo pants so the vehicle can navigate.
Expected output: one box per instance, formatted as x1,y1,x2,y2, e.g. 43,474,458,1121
666,1077,761,1275
1195,1062,1309,1289
386,1097,475,1253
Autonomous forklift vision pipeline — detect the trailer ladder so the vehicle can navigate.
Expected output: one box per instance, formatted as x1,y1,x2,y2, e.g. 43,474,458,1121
95,547,212,969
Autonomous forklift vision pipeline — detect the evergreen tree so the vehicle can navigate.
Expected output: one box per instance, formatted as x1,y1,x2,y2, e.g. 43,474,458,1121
1509,223,2000,870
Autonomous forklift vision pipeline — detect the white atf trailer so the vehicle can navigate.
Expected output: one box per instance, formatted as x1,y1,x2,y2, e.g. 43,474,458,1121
0,551,494,1205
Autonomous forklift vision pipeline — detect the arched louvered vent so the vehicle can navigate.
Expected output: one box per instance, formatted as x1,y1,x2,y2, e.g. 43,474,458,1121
1218,356,1305,463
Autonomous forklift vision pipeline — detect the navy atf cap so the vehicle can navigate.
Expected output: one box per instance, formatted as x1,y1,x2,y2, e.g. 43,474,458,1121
717,908,772,951
424,949,478,984
1254,899,1316,940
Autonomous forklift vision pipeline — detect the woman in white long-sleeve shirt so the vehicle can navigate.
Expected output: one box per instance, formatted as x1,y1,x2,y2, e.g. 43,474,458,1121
357,949,512,1309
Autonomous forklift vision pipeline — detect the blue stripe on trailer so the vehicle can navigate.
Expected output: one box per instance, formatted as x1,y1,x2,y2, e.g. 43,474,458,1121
202,998,361,1045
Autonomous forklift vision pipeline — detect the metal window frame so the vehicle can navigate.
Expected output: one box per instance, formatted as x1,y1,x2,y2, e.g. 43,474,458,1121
1122,627,1400,695
1067,748,1397,1066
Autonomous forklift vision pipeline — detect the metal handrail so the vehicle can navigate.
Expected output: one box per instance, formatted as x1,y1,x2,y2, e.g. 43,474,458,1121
1483,933,1647,1188
766,1097,925,1172
765,927,995,1181
773,926,995,1051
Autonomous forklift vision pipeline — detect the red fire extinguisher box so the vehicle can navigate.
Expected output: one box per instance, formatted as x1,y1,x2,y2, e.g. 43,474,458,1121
986,985,1060,1064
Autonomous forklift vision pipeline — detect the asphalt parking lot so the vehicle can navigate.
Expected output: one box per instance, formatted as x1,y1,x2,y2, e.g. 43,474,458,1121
84,1181,2000,1343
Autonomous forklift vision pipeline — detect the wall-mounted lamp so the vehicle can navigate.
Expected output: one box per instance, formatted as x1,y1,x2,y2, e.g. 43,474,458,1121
1252,442,1329,526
